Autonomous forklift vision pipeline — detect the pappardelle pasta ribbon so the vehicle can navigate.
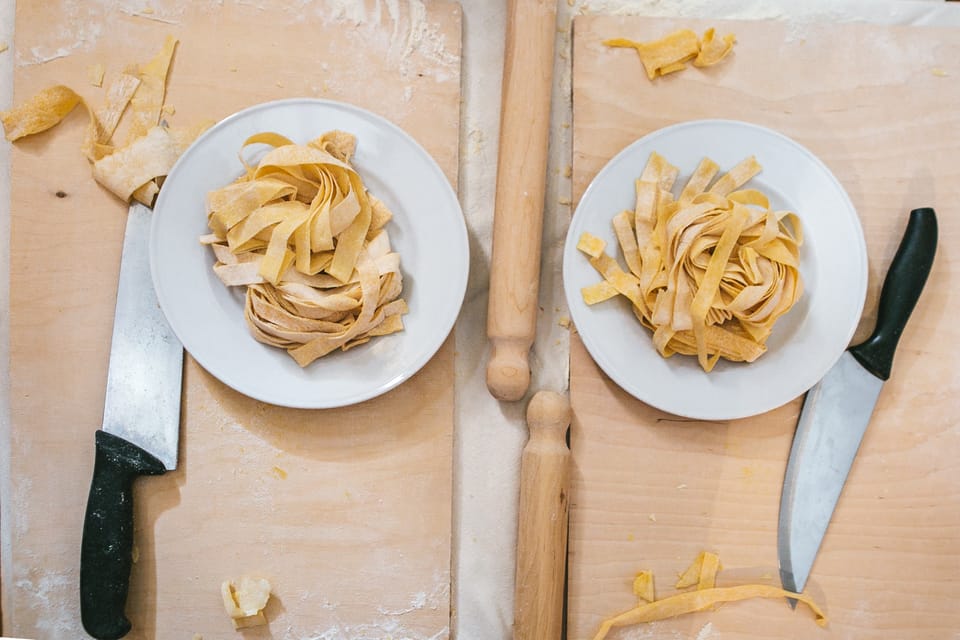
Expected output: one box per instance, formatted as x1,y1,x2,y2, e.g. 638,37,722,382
201,131,407,367
579,152,803,372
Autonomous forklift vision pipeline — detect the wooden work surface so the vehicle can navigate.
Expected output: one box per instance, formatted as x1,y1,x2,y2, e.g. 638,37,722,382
568,15,959,640
3,2,461,639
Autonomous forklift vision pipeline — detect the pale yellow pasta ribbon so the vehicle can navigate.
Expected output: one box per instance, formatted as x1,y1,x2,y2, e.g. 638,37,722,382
579,152,803,371
604,27,736,80
592,552,827,640
202,131,406,367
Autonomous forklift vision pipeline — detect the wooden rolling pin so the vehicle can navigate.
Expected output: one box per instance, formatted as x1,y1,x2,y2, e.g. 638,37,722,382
486,0,558,401
513,390,572,640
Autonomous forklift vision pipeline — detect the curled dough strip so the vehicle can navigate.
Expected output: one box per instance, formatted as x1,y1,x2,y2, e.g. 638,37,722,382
0,37,212,205
204,131,407,367
579,152,803,372
591,552,827,640
603,27,736,80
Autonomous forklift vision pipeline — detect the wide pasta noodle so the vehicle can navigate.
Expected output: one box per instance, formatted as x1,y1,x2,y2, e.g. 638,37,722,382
578,152,803,372
591,552,827,640
603,27,736,80
202,131,407,367
0,35,212,205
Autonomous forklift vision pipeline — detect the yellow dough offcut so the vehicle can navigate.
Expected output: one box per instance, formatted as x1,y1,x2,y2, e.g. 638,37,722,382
592,552,827,640
0,35,210,205
604,26,736,79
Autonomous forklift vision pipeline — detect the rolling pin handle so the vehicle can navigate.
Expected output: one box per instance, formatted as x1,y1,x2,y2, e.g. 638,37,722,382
514,390,572,640
485,0,557,403
526,390,572,441
487,338,532,402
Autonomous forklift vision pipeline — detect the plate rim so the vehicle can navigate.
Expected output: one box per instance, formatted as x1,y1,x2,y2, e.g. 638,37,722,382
563,118,868,421
149,97,468,409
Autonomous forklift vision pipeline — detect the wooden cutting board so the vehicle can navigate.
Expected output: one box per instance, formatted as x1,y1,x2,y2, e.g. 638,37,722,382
568,15,960,640
2,2,461,639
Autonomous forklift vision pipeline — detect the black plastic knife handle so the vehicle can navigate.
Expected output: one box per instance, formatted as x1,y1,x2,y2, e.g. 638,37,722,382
850,207,938,380
80,430,167,640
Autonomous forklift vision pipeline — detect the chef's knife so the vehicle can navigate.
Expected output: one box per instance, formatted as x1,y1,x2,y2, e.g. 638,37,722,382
778,207,937,597
80,202,183,640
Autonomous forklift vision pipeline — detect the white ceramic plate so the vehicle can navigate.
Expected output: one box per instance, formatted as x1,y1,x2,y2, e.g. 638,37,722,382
563,119,867,421
151,98,468,408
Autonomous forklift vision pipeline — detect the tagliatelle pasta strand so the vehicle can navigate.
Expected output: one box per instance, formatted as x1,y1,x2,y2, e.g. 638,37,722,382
202,131,407,367
0,36,211,205
578,152,803,372
0,85,83,141
604,27,736,80
591,552,827,640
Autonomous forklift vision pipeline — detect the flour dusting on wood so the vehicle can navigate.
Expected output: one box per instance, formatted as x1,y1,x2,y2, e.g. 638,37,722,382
14,568,80,636
312,0,459,82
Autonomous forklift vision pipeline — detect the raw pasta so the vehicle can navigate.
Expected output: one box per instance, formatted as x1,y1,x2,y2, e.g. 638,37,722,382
578,152,803,372
592,552,827,640
202,131,407,367
220,576,271,629
604,27,736,79
0,35,211,205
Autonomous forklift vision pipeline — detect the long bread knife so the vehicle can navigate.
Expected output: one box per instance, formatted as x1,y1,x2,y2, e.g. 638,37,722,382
80,202,183,640
778,207,937,596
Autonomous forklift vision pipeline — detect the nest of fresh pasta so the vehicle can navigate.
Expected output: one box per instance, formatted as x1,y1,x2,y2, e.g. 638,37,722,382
200,131,407,367
578,152,803,372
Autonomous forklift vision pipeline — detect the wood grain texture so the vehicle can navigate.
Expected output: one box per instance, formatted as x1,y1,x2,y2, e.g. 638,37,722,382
2,2,462,639
513,391,571,640
486,0,558,401
568,15,960,640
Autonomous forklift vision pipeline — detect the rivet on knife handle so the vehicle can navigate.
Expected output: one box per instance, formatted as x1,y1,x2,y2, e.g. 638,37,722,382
486,0,558,401
514,391,571,640
80,431,166,640
849,207,938,380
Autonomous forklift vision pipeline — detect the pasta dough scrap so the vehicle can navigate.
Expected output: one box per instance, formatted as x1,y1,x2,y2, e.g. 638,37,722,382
577,232,606,258
92,124,207,203
675,550,722,589
124,34,178,144
221,576,271,629
695,27,737,67
632,570,655,603
203,131,408,367
603,27,737,79
592,553,827,640
81,72,142,161
0,35,207,206
88,63,106,87
0,85,82,141
578,152,803,372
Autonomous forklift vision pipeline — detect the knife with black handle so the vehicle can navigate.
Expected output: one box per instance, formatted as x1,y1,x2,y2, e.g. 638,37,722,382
80,203,183,639
778,207,937,596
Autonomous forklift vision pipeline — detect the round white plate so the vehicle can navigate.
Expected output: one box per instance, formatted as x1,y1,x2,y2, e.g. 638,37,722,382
563,119,867,421
151,98,468,408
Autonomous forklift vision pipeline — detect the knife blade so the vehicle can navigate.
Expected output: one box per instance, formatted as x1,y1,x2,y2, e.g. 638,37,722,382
80,202,184,640
778,207,938,597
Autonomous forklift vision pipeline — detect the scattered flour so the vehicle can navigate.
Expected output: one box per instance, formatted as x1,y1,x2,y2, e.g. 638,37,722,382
276,0,460,82
15,0,459,81
575,0,896,42
14,568,80,636
310,624,448,640
605,621,688,639
118,6,181,24
696,621,718,640
288,582,448,640
377,578,448,616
